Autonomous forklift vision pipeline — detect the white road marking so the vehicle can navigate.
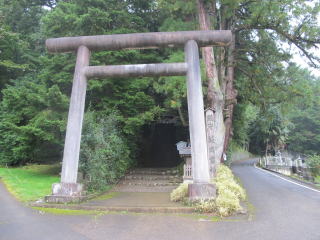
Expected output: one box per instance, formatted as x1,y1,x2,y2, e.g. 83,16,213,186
254,164,320,194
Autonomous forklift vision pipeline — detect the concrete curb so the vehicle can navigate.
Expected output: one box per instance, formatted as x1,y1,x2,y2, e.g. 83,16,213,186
29,202,196,214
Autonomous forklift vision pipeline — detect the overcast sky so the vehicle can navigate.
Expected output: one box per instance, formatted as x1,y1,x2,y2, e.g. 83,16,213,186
292,52,320,77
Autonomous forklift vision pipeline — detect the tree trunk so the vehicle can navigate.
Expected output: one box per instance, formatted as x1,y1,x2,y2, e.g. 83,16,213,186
177,106,188,127
223,31,237,155
197,0,225,166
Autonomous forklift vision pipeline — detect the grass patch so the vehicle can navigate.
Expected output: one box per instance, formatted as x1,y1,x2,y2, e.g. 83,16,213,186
0,164,60,202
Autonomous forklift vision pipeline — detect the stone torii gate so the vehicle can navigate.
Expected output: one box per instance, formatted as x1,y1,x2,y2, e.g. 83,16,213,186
45,30,231,203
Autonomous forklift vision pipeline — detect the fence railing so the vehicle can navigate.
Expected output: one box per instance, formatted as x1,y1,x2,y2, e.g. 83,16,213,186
183,163,215,181
259,155,315,181
183,164,192,181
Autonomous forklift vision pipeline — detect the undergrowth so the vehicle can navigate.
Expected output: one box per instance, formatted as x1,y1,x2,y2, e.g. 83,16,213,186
170,164,246,217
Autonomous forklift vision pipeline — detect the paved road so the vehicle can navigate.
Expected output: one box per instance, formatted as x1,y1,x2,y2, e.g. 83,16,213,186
1,159,319,240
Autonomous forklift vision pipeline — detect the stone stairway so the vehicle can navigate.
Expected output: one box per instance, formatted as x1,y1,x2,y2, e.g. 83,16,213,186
113,168,182,192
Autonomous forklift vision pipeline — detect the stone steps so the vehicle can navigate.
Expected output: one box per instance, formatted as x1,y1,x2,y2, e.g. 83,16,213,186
119,180,181,186
114,167,182,193
129,168,179,175
124,174,182,181
113,185,177,193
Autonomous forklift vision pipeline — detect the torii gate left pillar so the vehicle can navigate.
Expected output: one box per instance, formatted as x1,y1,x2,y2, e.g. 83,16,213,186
44,31,231,203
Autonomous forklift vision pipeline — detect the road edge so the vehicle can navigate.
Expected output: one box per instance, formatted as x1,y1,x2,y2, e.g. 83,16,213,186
254,164,320,194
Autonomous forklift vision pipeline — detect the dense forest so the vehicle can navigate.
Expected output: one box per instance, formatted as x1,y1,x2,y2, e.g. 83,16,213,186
0,0,319,176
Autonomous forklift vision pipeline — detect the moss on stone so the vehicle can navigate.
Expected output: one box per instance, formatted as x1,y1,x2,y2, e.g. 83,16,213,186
93,191,118,201
32,207,105,215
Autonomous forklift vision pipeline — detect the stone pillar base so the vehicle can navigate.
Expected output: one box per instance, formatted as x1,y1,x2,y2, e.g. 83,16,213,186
45,182,85,203
188,183,216,201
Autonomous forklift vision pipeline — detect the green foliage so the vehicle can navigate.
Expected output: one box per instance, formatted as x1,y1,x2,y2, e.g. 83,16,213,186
0,75,67,165
226,141,252,166
315,176,320,185
211,165,246,216
0,164,60,201
249,106,293,155
170,183,188,202
0,25,29,90
287,78,320,155
170,165,246,216
0,0,167,167
215,165,246,200
41,0,166,138
306,155,320,177
232,104,258,148
195,165,246,215
229,0,320,155
79,111,132,192
42,0,149,37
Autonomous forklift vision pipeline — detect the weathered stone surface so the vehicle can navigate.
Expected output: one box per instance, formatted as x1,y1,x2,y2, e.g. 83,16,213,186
114,168,182,193
52,182,83,196
205,108,216,177
44,195,87,203
46,30,232,52
188,183,216,201
45,182,85,203
60,45,90,184
185,40,211,184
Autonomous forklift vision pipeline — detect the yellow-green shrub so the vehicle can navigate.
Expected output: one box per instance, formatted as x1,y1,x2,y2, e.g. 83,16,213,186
215,188,241,216
194,199,216,213
170,164,246,216
170,183,188,202
214,164,246,216
214,165,246,200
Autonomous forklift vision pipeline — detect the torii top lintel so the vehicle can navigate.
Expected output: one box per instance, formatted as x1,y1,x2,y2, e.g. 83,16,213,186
46,30,232,53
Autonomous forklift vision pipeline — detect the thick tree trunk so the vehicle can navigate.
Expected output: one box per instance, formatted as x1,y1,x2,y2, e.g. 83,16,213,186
197,0,225,166
223,32,237,154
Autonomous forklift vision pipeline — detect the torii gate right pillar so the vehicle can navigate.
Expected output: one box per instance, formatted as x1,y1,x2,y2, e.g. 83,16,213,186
185,40,216,200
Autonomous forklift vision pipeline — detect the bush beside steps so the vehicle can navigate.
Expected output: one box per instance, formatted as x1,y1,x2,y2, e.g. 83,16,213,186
170,164,246,216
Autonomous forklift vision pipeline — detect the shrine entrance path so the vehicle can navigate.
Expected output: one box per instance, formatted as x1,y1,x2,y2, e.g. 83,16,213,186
1,159,320,240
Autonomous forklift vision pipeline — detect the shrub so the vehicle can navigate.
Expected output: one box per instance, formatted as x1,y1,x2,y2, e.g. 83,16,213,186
194,199,216,213
214,164,246,216
215,188,241,216
170,164,246,216
215,164,246,200
79,111,133,192
315,176,320,184
307,155,320,177
170,183,188,202
0,77,67,166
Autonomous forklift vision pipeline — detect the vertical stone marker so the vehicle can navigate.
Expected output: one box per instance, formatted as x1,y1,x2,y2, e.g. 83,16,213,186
205,108,216,177
185,40,216,200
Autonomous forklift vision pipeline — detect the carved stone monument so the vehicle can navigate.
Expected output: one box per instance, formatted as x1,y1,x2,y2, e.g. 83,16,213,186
44,30,231,202
205,108,216,178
